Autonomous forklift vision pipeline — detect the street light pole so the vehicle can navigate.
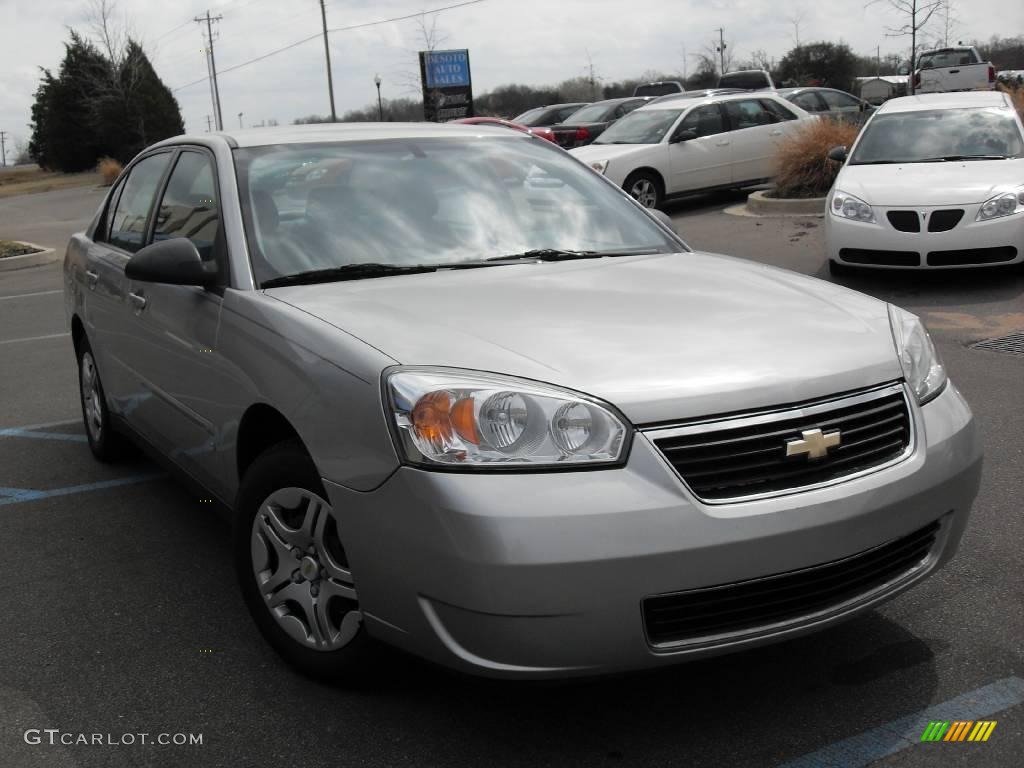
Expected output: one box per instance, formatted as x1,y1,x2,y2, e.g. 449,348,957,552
238,112,244,128
374,74,383,121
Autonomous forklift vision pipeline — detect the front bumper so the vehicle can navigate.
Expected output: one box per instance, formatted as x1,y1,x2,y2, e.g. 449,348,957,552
324,383,981,678
825,203,1024,269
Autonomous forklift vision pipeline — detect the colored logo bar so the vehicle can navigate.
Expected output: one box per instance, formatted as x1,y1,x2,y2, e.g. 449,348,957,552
921,721,997,742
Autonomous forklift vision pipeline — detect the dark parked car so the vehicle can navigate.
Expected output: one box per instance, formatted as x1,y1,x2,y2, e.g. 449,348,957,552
513,103,589,128
776,87,876,124
633,80,685,97
549,97,652,148
717,69,776,90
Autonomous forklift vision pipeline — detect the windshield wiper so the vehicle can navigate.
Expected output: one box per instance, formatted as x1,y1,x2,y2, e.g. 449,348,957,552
261,262,441,288
485,247,658,263
918,155,1009,162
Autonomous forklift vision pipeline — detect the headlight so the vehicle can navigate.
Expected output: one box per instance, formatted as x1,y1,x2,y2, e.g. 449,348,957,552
976,190,1024,221
385,368,630,468
830,190,875,223
589,160,609,175
888,306,947,405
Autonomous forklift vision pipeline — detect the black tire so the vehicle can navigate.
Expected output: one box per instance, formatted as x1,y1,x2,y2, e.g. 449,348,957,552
623,171,664,210
234,440,374,682
76,336,128,462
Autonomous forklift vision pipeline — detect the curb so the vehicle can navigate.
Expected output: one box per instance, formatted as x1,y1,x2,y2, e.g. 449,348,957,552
745,190,826,216
0,242,58,272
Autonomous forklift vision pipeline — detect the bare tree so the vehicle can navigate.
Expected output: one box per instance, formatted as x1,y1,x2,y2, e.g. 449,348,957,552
869,0,945,93
583,48,602,100
398,12,449,94
785,9,808,48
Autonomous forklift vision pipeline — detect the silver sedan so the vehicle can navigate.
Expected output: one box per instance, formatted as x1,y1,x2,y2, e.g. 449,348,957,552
64,123,982,681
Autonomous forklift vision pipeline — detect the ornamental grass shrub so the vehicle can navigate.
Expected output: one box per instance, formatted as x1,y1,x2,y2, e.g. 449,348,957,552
773,118,861,199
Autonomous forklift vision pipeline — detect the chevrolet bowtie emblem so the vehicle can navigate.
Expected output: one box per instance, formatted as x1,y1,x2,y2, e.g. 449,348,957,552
786,428,841,460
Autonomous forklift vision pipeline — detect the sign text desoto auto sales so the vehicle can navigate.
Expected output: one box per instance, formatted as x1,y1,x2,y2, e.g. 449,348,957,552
419,49,474,122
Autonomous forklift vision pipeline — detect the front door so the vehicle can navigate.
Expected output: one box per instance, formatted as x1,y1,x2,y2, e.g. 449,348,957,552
667,104,732,193
124,149,228,493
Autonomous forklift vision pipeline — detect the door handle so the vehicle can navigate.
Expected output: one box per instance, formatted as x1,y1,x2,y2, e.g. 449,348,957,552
128,291,147,312
770,130,783,136
715,140,730,146
949,69,960,73
85,270,99,290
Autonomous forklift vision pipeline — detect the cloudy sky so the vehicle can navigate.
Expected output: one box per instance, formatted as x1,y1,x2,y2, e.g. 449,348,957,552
0,0,1017,154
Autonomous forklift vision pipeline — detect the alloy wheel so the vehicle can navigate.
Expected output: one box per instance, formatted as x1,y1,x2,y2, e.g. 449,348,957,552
250,487,361,651
629,179,658,208
80,351,104,443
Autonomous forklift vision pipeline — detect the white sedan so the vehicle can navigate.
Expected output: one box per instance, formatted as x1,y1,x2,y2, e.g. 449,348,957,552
825,91,1024,272
571,92,814,209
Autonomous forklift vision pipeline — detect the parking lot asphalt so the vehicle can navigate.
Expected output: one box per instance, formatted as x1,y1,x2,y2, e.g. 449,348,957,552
1,187,1021,768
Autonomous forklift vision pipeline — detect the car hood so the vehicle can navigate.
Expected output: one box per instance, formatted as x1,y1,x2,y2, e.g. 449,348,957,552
267,253,902,424
838,159,1024,206
571,143,660,163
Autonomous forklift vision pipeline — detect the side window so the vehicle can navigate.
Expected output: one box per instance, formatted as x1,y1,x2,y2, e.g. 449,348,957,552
676,105,725,138
152,152,220,263
761,99,798,121
821,91,861,111
724,99,773,130
558,106,579,122
616,100,644,119
106,153,172,252
791,92,827,112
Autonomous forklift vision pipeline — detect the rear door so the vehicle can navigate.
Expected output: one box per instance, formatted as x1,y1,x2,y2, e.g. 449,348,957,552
667,103,732,192
722,98,797,183
820,90,866,122
83,151,173,412
122,148,229,492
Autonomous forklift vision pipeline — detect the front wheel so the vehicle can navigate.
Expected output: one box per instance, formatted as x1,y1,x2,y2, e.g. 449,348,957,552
234,440,372,681
623,171,663,210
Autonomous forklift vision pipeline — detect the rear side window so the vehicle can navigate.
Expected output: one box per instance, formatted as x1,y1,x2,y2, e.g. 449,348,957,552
724,99,774,130
557,105,583,122
791,92,827,113
821,91,861,110
761,99,798,121
105,153,172,252
152,151,220,264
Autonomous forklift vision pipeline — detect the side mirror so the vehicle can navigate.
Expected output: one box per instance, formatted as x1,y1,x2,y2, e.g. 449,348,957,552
827,145,848,163
671,128,698,143
650,208,677,234
126,238,217,286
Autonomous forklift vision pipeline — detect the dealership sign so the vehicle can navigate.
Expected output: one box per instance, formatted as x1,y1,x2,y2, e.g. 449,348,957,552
419,49,473,122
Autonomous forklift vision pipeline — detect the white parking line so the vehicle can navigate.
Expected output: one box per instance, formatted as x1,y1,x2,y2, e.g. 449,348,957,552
0,290,62,301
0,333,70,346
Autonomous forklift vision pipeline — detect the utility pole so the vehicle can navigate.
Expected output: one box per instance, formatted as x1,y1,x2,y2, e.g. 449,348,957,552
195,11,224,130
876,45,881,76
0,131,7,167
238,112,244,128
715,28,727,75
206,115,212,132
319,0,337,122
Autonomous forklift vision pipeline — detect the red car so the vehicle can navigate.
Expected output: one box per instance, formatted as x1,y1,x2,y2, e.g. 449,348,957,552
451,116,557,143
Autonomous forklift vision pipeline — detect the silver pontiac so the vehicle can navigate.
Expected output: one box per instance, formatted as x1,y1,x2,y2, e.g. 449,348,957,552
64,123,982,681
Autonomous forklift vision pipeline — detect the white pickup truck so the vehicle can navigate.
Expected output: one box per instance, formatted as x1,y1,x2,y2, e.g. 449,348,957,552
914,46,995,93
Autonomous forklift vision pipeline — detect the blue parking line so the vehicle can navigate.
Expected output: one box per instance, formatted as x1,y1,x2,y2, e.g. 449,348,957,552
778,676,1024,768
0,474,164,507
0,428,88,443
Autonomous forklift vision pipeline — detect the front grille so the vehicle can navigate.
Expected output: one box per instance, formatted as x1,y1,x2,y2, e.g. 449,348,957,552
926,246,1017,266
839,248,920,266
643,520,939,646
887,210,920,232
927,209,964,232
650,385,911,502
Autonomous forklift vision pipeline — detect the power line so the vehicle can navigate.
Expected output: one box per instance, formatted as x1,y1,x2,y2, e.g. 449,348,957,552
172,0,487,92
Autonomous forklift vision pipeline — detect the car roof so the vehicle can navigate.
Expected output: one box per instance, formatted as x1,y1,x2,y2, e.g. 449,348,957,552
637,91,785,111
156,122,529,149
876,91,1011,114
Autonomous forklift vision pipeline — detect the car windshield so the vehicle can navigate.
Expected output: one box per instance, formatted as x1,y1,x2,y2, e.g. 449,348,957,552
513,107,545,125
849,107,1024,164
594,109,684,144
234,137,681,285
564,103,614,123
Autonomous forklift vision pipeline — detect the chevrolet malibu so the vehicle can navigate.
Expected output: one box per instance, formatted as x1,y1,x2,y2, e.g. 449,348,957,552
64,123,982,681
825,91,1024,273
